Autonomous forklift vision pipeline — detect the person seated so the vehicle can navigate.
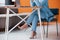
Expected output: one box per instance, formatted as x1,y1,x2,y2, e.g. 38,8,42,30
18,0,54,39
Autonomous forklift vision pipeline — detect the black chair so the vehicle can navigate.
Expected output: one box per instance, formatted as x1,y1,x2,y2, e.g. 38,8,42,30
42,9,59,37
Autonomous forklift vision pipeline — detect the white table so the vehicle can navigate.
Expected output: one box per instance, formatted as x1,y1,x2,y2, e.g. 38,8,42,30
0,6,44,40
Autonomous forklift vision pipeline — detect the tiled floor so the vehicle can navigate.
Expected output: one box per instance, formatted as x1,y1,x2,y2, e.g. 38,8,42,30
0,24,60,40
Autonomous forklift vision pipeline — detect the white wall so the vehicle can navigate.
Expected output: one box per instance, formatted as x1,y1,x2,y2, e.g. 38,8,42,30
0,0,5,3
0,0,5,6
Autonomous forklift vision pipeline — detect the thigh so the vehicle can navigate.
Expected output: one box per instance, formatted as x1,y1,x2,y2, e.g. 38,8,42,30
26,10,38,24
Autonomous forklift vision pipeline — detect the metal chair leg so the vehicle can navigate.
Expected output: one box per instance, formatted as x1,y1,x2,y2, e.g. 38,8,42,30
46,21,49,38
56,20,58,36
43,21,45,35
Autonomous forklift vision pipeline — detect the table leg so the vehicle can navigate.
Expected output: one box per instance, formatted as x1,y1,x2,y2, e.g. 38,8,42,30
37,8,44,40
5,8,9,40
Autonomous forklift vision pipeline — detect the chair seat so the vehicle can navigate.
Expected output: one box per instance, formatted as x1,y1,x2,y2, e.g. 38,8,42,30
37,8,59,26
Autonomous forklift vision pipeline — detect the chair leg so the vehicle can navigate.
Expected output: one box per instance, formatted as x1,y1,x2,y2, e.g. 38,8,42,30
43,22,45,35
46,21,49,38
56,20,58,36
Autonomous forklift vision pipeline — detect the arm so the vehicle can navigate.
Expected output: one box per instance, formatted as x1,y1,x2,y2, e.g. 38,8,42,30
34,0,42,7
40,0,48,5
34,0,48,7
30,0,36,7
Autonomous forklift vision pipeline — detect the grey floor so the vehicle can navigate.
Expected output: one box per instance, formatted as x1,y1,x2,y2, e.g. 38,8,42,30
0,24,60,40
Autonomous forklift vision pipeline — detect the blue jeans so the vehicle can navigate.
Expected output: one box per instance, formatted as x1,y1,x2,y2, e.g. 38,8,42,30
27,0,54,32
26,10,38,32
26,9,54,32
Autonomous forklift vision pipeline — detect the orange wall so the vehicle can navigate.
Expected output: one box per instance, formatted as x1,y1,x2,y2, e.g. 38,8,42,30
18,0,60,22
18,0,60,12
48,0,59,8
19,0,60,8
20,0,30,6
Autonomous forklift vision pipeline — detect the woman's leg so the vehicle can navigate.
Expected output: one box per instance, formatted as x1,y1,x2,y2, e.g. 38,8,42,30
31,15,38,31
41,7,54,21
26,10,37,25
18,10,37,29
30,15,38,39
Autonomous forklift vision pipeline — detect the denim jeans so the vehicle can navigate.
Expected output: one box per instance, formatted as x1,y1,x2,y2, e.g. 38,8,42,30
26,8,54,32
26,0,54,32
26,10,38,31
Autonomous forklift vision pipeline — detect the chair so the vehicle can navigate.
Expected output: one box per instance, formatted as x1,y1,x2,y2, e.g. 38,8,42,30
43,8,59,37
